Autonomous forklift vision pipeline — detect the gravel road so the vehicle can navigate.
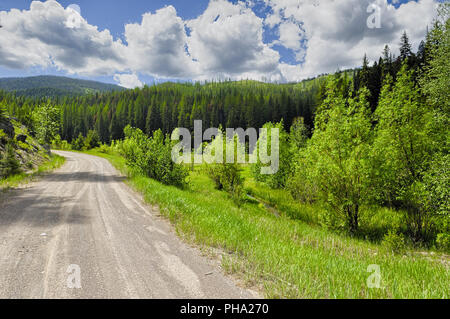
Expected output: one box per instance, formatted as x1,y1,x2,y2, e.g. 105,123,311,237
0,151,257,299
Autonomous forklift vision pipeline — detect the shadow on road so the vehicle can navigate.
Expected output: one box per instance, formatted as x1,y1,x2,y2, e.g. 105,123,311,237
0,188,91,228
43,171,125,184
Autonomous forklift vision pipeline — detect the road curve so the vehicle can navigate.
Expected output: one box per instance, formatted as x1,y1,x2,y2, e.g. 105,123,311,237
0,151,257,299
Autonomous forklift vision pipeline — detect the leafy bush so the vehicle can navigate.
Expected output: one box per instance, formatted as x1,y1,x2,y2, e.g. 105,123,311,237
85,130,100,149
60,140,72,150
119,125,188,187
51,134,62,149
287,150,318,204
98,144,111,154
31,103,60,144
436,233,450,252
51,135,72,150
373,65,438,242
423,153,449,234
251,121,292,189
289,117,309,150
206,163,244,205
202,131,245,205
382,230,406,254
17,140,32,151
72,133,86,151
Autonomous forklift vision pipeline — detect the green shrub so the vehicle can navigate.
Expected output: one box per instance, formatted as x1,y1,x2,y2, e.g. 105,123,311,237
202,130,245,204
251,121,292,189
60,140,72,150
51,134,62,149
17,140,31,151
382,230,406,254
289,82,374,233
205,162,244,205
51,135,72,150
31,102,60,144
85,130,100,150
98,144,111,154
72,133,86,151
436,233,450,252
119,125,188,187
287,150,318,204
423,153,449,234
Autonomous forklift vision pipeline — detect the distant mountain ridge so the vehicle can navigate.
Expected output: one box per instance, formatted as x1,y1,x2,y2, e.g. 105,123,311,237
0,75,125,98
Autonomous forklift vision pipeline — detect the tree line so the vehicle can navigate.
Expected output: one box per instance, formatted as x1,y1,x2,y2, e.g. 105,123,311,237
1,79,326,145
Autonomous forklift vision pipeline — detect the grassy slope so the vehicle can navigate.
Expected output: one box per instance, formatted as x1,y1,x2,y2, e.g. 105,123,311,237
0,153,65,191
242,167,406,243
1,119,66,190
85,149,449,299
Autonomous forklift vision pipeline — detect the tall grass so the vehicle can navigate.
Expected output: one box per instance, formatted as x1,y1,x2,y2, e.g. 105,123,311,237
242,167,407,243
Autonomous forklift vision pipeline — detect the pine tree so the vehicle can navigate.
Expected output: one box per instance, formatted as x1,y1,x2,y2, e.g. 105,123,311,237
382,45,392,78
134,95,146,131
110,113,123,141
400,31,412,60
360,54,370,88
146,102,161,135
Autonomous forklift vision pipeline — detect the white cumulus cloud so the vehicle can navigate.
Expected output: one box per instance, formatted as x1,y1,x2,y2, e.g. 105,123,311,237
186,0,281,81
0,0,127,75
113,73,144,89
124,5,197,79
0,0,442,84
265,0,440,80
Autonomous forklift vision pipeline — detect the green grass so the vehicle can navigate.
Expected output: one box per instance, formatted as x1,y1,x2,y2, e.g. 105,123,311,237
0,153,66,191
85,148,449,299
242,167,406,243
243,166,323,225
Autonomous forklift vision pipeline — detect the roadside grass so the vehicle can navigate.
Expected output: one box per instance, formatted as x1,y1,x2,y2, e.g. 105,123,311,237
0,153,65,191
243,166,323,225
86,148,449,299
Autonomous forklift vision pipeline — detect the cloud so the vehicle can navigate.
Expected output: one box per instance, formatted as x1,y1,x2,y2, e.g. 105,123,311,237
277,21,304,52
265,0,439,80
113,73,143,89
0,0,441,83
124,6,197,79
186,0,281,80
0,0,127,75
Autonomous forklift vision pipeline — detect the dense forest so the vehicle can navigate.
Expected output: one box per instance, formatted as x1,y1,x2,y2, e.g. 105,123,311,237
0,77,324,143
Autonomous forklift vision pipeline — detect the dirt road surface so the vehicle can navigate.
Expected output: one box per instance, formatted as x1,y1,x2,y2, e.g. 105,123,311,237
0,151,257,299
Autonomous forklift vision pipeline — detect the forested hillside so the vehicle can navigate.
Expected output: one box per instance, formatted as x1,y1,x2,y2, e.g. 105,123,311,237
1,77,327,143
0,75,125,98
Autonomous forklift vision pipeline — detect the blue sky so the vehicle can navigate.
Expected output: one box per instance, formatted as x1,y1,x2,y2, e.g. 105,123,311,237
0,0,442,87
